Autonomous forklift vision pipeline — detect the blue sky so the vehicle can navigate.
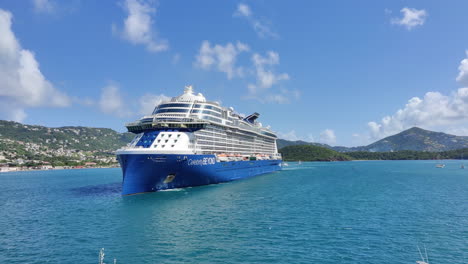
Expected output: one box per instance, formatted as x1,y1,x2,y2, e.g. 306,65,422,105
1,0,468,146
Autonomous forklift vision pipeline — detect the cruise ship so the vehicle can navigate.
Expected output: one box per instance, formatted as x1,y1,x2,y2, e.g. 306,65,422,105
116,86,282,195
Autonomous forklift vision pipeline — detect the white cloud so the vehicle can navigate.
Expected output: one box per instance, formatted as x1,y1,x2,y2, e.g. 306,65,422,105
193,42,292,104
278,130,300,141
247,51,289,98
445,127,468,136
97,85,168,118
367,88,468,140
265,94,289,104
99,84,131,117
456,51,468,85
194,40,249,79
234,3,277,38
115,0,168,53
0,9,70,122
251,51,289,90
32,0,55,14
263,88,300,104
236,3,252,17
138,93,169,115
319,129,337,145
391,7,427,30
0,102,27,122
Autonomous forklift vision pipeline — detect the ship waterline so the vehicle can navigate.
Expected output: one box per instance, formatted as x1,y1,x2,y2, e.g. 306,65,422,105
116,86,282,195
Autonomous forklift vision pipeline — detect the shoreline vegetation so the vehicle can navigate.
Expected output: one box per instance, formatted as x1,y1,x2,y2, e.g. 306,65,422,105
0,163,120,173
279,145,468,162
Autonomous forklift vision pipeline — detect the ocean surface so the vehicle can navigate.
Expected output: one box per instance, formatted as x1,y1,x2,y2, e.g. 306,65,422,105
0,160,467,264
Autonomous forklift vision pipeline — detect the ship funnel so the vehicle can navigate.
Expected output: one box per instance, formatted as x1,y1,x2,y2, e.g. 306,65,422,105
244,112,260,124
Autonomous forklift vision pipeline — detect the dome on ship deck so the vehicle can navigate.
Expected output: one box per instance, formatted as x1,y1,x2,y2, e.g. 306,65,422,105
171,85,206,103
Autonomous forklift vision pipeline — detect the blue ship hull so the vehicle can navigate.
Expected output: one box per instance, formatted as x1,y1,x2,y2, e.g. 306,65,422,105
117,154,282,195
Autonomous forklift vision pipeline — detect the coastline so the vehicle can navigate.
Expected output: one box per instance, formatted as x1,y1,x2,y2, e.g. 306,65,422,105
0,165,120,173
283,159,464,162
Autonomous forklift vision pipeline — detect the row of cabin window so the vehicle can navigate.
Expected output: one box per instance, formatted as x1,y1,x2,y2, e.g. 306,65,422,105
191,110,222,117
200,115,222,123
154,108,222,118
153,103,223,114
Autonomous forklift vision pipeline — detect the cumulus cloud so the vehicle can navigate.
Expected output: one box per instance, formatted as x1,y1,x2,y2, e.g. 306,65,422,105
0,9,70,122
263,88,300,104
234,3,278,38
236,3,252,17
138,93,169,115
99,84,132,117
114,0,168,53
456,51,468,85
278,130,300,141
391,7,427,30
32,0,55,13
247,51,289,98
319,129,337,145
193,41,292,104
97,84,168,118
194,41,249,79
367,88,468,140
445,127,468,136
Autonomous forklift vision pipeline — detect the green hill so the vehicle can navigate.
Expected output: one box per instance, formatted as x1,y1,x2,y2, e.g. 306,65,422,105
363,127,468,152
279,145,351,161
0,120,134,151
276,139,331,149
0,120,134,166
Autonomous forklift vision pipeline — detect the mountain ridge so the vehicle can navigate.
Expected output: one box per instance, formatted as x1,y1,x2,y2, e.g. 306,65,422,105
278,127,468,152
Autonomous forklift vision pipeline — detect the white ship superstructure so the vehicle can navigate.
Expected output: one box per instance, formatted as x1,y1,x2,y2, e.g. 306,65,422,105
124,86,280,160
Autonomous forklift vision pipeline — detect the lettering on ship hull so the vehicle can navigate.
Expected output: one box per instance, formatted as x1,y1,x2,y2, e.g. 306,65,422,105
187,157,216,166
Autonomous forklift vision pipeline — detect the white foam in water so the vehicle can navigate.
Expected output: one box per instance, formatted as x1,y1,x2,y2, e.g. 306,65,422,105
159,188,185,192
282,165,317,171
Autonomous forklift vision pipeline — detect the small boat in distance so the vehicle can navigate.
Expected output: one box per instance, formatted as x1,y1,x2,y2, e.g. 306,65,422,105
435,164,445,168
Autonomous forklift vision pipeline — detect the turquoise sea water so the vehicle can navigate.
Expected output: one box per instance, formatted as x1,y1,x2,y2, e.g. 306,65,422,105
0,160,467,263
